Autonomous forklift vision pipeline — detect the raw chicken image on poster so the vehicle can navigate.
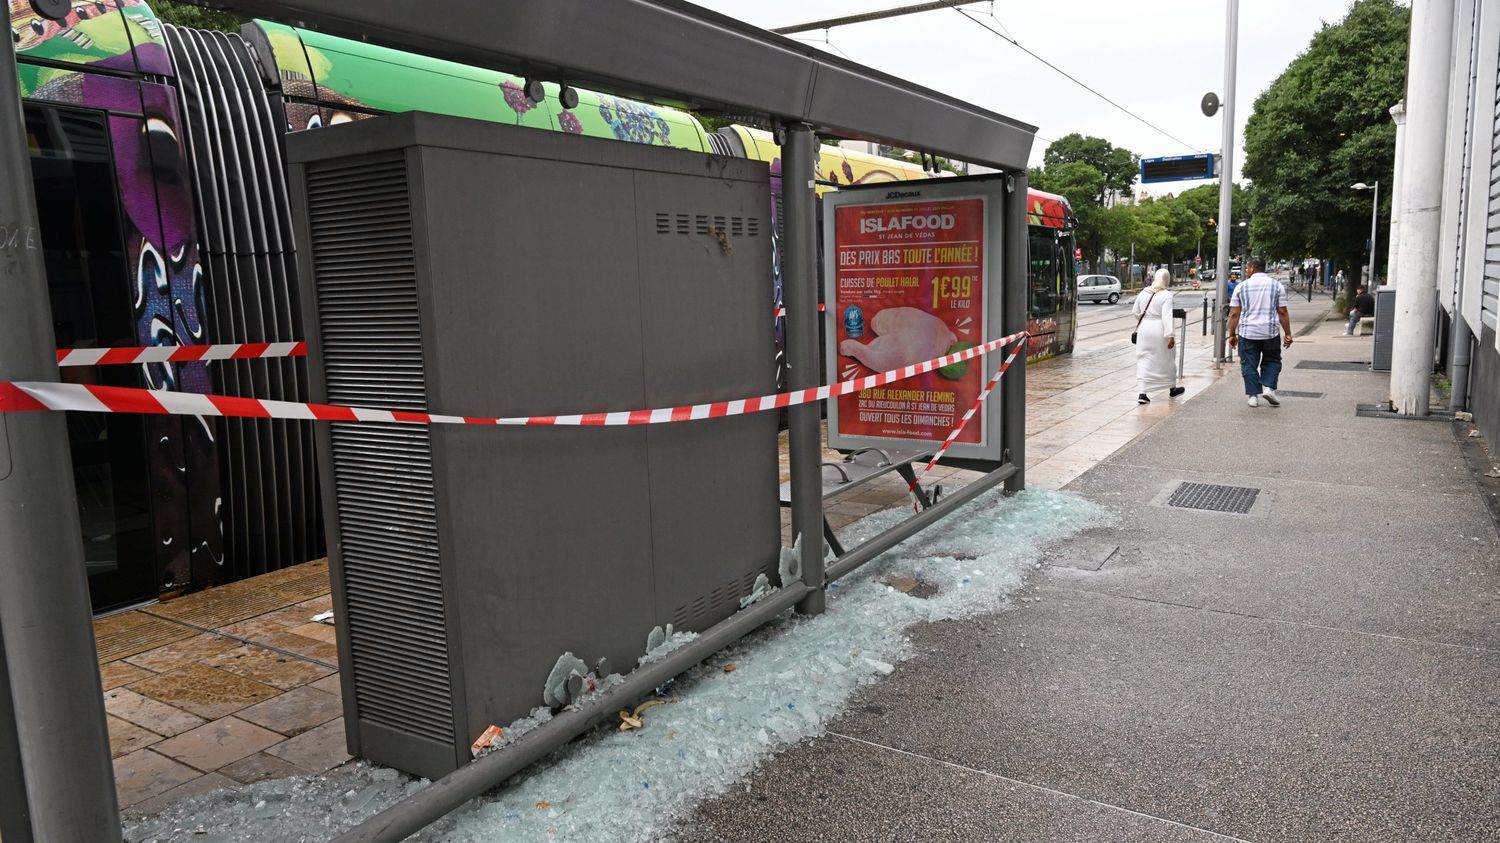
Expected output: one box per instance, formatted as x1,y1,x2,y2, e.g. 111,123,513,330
833,197,986,445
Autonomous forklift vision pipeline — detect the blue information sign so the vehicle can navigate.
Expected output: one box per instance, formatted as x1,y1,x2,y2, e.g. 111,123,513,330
1141,154,1218,184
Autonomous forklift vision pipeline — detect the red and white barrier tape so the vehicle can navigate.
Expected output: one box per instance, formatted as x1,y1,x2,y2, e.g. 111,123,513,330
6,331,1027,427
905,342,1026,510
56,342,307,367
771,303,826,319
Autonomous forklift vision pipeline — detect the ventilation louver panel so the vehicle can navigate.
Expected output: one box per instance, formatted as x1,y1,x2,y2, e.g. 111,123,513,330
303,154,455,747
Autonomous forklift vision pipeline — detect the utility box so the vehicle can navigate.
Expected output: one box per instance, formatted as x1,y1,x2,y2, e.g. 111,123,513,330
1373,287,1396,372
287,112,779,779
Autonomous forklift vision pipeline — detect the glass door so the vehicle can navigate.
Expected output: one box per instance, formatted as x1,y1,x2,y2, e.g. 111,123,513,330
26,103,160,613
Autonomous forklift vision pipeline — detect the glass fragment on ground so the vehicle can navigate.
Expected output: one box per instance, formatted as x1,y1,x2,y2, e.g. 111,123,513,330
122,489,1105,842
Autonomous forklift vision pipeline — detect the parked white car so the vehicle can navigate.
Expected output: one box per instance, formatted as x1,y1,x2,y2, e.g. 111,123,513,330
1077,274,1122,304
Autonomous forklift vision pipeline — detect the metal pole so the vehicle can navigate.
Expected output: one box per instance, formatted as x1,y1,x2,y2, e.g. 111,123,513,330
1368,181,1380,291
0,34,122,842
1450,311,1472,410
0,624,34,843
1213,0,1240,363
1001,174,1027,494
1387,101,1407,286
781,124,825,615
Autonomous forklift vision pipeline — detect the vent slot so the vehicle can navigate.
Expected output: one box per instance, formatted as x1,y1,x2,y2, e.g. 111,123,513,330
656,212,761,237
304,154,454,746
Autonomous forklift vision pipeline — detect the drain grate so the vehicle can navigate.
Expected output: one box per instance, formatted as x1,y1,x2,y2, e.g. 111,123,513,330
1167,482,1260,514
1275,390,1325,398
1296,360,1369,371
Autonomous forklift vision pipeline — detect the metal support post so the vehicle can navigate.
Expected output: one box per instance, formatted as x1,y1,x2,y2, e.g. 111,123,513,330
1001,174,1028,493
782,124,825,615
1369,181,1380,292
0,35,122,842
0,624,34,843
1213,0,1240,364
1450,313,1472,411
1387,101,1407,286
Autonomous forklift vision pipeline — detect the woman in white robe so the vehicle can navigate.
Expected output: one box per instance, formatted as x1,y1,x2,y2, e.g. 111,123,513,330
1133,268,1185,404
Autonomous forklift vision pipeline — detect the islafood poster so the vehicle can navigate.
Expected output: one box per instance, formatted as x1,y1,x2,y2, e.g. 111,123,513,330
825,180,1006,462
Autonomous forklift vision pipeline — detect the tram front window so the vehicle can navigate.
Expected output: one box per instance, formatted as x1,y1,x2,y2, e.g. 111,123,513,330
1029,229,1062,318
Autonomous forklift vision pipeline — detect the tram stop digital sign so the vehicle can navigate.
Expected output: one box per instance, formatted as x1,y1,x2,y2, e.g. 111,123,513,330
822,178,1008,463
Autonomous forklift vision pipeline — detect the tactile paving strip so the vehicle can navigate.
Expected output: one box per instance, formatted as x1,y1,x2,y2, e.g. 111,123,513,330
144,584,294,629
1167,482,1260,514
94,612,198,663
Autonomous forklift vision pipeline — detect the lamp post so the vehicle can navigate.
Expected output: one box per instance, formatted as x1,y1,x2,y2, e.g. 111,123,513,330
1351,181,1379,297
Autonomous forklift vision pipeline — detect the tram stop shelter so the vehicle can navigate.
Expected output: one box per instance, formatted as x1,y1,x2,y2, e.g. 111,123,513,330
0,2,1040,841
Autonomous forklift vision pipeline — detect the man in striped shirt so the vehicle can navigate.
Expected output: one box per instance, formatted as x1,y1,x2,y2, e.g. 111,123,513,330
1228,257,1294,408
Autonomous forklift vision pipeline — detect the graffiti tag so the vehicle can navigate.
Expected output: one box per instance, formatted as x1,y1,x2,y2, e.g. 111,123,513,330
0,223,39,253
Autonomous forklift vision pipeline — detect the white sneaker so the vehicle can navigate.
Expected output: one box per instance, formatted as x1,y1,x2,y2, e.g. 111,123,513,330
1262,388,1280,407
1247,395,1259,408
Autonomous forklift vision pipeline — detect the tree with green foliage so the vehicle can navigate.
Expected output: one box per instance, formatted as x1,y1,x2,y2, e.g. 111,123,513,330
150,1,240,32
1171,182,1251,259
1243,0,1409,286
1030,135,1140,272
1042,133,1139,205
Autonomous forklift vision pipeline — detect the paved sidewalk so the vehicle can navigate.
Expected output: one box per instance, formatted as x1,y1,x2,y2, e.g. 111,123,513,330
682,314,1500,840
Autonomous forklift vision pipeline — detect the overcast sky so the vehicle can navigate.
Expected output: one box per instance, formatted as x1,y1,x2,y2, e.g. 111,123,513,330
692,0,1383,195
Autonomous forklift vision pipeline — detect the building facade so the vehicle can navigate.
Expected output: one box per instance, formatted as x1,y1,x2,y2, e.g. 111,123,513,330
1432,0,1500,443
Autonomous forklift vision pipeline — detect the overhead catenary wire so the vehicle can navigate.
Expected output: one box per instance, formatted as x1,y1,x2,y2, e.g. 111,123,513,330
935,0,1205,155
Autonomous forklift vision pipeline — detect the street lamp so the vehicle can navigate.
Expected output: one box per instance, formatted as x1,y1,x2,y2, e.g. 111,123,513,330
1351,181,1379,295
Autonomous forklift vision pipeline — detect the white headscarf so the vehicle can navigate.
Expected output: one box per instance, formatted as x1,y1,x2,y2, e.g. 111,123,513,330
1151,268,1172,291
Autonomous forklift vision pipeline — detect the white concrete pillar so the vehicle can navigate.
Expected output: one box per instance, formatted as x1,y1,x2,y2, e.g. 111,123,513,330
1386,101,1406,287
1390,0,1457,415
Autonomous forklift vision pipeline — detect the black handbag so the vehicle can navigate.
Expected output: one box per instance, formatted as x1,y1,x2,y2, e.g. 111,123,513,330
1130,291,1155,345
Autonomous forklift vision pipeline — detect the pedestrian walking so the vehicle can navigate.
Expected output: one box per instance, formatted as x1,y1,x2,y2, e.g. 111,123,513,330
1228,257,1293,408
1345,285,1375,336
1133,268,1186,404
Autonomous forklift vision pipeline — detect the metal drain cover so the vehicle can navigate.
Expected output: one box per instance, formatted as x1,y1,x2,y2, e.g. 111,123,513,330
1296,360,1369,371
1275,390,1324,398
1167,482,1260,514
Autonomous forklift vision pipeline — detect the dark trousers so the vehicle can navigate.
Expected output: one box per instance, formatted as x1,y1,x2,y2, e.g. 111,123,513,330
1238,336,1282,395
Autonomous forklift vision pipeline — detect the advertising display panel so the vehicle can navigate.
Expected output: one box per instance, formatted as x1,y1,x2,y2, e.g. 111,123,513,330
824,178,1008,462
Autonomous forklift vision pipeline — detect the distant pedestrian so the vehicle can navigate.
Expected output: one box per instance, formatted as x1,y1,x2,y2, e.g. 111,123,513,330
1133,268,1185,404
1229,257,1293,408
1345,286,1375,336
